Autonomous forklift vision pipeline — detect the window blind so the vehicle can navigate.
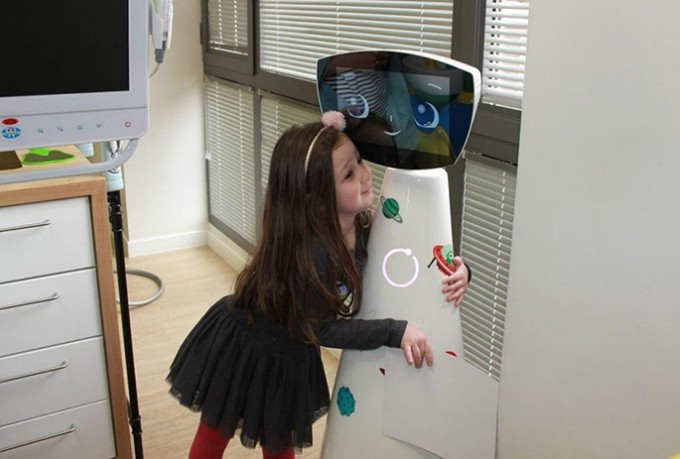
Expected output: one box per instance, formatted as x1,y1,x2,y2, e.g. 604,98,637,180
366,161,386,210
207,0,249,54
259,0,454,80
482,0,529,110
260,94,320,192
459,152,516,380
205,76,257,243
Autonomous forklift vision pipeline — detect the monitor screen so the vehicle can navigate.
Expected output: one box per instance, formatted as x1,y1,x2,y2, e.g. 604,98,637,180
317,51,480,169
1,2,129,98
0,0,148,152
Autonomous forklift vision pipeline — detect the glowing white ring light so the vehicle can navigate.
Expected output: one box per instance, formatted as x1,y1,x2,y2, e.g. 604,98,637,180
382,248,420,288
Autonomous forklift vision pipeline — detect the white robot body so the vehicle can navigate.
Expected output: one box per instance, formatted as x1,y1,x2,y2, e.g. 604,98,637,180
323,168,464,458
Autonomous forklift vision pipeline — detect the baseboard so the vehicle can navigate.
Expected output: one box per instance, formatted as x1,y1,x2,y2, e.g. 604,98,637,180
125,230,207,258
207,224,249,272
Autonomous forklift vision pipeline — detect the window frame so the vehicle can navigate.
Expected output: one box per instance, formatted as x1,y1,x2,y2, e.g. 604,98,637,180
200,0,521,165
452,0,521,165
201,0,256,81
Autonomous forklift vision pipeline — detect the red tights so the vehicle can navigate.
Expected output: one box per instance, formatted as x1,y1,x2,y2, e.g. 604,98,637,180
189,420,295,459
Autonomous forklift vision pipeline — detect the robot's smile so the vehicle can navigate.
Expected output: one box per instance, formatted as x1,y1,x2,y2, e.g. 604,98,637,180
383,114,401,136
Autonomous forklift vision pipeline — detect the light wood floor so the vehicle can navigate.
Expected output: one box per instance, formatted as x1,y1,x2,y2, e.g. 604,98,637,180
117,246,338,458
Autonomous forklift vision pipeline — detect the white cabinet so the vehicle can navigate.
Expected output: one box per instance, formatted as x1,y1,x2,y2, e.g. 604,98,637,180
0,196,95,283
0,176,131,458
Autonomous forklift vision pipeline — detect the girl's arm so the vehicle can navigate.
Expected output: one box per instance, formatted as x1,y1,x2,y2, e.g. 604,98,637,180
310,233,433,366
442,256,471,307
318,317,433,369
318,316,406,350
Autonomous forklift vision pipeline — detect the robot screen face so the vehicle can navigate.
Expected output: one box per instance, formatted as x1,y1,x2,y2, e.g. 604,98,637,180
317,51,479,170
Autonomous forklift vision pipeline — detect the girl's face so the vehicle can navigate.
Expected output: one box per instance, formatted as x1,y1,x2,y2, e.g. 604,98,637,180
332,134,373,223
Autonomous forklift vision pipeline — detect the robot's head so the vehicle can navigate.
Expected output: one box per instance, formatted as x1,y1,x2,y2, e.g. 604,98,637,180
317,50,480,170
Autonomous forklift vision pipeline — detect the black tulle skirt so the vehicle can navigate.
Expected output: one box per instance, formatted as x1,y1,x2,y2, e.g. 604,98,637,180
166,295,330,453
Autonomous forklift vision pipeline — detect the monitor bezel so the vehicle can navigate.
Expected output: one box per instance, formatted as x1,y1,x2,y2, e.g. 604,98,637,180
0,1,148,117
316,49,481,170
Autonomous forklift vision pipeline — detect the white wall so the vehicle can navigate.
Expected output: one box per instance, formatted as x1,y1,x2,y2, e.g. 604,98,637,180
497,1,680,458
122,0,207,257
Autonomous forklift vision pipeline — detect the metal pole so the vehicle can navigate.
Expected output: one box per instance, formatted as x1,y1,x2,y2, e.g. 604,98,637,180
108,190,144,458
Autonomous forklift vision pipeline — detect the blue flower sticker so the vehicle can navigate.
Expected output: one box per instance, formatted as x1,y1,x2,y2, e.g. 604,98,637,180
336,386,356,416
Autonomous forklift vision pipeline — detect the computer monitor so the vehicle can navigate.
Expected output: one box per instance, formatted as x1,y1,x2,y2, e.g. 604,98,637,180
317,50,480,169
0,0,149,154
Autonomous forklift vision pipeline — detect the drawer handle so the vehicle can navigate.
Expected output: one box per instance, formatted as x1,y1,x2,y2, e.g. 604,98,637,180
0,292,60,311
0,219,51,233
0,361,68,385
0,424,76,453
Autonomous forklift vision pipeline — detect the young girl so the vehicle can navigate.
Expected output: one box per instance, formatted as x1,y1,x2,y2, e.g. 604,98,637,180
166,111,470,458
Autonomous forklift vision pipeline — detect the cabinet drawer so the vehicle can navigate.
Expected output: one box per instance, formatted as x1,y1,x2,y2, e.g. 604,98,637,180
0,400,116,459
0,197,95,283
0,337,109,427
0,269,102,358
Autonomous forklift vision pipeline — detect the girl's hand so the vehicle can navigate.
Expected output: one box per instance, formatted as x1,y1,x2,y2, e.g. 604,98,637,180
442,256,469,308
401,324,433,368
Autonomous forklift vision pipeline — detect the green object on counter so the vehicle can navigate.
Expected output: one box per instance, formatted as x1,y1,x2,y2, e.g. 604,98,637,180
22,148,75,166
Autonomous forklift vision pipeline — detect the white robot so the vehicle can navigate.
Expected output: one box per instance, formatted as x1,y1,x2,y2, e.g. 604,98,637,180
317,51,498,458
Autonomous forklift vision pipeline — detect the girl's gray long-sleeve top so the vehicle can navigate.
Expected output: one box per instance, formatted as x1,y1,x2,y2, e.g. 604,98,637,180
310,229,408,350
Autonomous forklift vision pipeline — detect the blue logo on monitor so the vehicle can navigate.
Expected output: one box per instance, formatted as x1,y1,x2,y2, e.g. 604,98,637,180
2,127,21,139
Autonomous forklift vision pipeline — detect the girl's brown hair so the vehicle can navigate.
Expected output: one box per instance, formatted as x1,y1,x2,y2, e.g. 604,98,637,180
232,122,369,344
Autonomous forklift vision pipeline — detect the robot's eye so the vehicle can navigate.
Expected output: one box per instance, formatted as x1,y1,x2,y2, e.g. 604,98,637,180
414,102,440,129
346,94,369,119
